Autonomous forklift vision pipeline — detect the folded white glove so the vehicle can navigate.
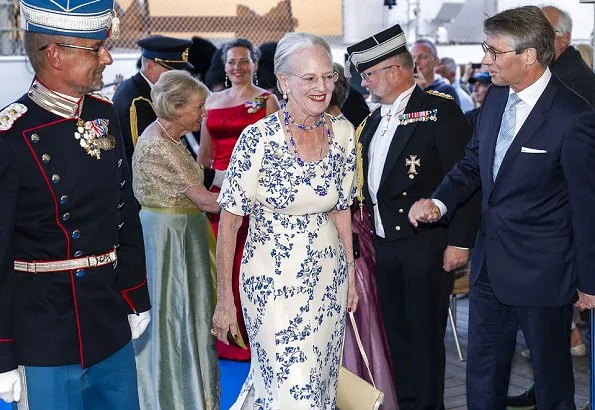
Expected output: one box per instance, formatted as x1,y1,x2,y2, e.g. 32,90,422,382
128,311,151,340
212,169,226,188
0,369,21,403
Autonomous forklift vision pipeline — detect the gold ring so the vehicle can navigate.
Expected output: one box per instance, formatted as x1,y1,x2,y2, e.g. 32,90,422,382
210,328,217,336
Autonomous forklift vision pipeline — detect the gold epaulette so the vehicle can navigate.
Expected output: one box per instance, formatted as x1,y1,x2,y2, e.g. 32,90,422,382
355,113,373,219
130,96,153,146
88,92,113,104
0,103,27,132
426,90,454,100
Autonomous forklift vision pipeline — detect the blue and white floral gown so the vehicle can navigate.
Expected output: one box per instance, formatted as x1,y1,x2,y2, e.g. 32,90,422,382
218,112,357,409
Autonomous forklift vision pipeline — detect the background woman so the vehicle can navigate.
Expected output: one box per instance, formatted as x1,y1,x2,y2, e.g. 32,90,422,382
212,32,358,409
132,71,220,410
199,38,280,361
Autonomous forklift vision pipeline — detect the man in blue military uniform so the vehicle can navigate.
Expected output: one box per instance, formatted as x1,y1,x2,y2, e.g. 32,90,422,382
0,0,151,408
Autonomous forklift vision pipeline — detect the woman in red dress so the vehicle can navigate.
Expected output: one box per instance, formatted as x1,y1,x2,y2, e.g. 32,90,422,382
199,38,279,360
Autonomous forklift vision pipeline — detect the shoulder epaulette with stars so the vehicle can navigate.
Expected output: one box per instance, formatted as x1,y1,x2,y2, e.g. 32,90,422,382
426,90,454,100
0,103,28,132
88,92,113,105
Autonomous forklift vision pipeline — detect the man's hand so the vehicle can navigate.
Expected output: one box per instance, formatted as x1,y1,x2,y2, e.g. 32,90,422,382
128,311,151,340
575,291,595,310
0,369,21,403
408,198,442,227
443,246,469,272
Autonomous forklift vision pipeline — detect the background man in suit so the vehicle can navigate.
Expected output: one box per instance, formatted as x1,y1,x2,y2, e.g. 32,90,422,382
409,6,595,408
346,24,478,409
411,39,460,105
542,5,595,108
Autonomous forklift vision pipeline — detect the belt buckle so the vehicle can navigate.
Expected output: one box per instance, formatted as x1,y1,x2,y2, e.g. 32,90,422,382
87,256,98,267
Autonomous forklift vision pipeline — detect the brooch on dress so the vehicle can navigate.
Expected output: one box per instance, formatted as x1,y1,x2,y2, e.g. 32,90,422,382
74,118,115,159
245,95,268,114
396,109,438,126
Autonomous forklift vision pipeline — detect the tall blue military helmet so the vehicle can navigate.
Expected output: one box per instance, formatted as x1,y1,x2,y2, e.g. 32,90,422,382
137,35,194,71
19,0,118,40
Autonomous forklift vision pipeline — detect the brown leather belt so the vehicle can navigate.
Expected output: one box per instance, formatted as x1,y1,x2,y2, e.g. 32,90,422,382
14,249,117,273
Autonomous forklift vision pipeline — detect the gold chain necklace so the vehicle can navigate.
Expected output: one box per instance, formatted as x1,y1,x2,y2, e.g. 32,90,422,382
156,118,182,145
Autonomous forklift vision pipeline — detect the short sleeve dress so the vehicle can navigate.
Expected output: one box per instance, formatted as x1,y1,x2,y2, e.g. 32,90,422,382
218,112,357,409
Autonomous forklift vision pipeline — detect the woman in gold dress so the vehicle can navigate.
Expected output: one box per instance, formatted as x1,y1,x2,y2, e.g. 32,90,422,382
132,70,220,410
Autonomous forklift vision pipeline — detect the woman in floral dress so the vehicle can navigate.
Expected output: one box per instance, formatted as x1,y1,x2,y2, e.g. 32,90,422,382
212,33,358,409
200,38,279,361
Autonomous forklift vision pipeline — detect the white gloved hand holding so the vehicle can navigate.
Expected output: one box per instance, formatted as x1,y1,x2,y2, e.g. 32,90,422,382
128,311,150,340
0,369,21,403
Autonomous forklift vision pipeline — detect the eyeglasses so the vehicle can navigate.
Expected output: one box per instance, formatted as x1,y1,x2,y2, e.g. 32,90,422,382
360,64,399,81
39,42,107,56
287,71,338,85
481,42,523,60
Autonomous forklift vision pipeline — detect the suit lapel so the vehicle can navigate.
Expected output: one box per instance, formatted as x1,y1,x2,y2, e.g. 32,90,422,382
379,86,425,188
492,78,556,188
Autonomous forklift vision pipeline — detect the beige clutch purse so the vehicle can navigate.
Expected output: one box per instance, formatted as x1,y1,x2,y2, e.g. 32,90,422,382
336,311,384,410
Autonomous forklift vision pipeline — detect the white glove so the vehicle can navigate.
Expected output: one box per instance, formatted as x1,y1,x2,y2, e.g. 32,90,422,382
0,369,21,403
128,311,151,340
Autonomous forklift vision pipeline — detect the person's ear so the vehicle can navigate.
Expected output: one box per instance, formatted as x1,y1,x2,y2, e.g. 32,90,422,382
524,48,538,66
45,44,65,70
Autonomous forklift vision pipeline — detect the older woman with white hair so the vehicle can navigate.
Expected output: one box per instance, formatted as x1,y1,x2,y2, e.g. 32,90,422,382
132,70,220,410
212,32,358,409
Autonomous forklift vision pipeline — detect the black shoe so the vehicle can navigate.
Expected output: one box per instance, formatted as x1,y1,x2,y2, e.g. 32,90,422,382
506,385,536,409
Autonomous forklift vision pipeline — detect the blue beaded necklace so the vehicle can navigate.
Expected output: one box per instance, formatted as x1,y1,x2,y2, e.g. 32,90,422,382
281,104,333,196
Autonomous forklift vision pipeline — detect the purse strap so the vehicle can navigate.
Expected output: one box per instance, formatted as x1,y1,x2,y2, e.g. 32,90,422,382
348,311,377,388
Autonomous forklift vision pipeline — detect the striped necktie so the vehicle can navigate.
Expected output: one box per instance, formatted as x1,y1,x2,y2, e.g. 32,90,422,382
493,93,522,179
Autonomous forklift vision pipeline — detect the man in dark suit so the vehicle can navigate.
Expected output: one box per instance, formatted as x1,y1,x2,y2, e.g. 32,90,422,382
543,5,595,108
409,6,595,408
112,35,218,187
346,24,479,409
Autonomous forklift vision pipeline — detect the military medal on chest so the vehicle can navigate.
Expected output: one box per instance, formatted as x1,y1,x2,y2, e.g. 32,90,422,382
406,154,420,179
75,118,115,159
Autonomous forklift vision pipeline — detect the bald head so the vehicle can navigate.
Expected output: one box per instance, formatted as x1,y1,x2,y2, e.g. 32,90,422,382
541,5,572,60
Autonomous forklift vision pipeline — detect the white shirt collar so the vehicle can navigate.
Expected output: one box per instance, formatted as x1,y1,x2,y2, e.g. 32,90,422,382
139,71,154,89
512,67,551,108
380,83,417,117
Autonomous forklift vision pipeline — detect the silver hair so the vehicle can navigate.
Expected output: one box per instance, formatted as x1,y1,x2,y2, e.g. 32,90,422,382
541,5,572,38
274,32,332,95
151,70,209,121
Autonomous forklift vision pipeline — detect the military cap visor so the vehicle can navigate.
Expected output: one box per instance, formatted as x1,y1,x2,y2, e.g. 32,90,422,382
346,24,408,74
20,0,117,40
138,35,194,71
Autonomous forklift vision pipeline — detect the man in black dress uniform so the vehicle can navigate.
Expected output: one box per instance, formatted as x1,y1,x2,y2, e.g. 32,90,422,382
346,24,479,409
113,35,218,186
0,0,150,408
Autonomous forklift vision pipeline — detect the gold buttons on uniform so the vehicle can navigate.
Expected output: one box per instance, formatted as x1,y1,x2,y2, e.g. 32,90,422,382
51,174,60,184
395,226,401,231
42,154,51,164
398,209,404,214
402,192,407,197
408,174,414,179
30,134,39,143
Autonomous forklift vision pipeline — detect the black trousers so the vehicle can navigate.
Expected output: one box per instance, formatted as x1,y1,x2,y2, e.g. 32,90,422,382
466,266,574,409
375,229,453,410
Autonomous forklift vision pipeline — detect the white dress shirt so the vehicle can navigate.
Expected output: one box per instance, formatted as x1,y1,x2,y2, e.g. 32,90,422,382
433,68,552,217
368,84,416,237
